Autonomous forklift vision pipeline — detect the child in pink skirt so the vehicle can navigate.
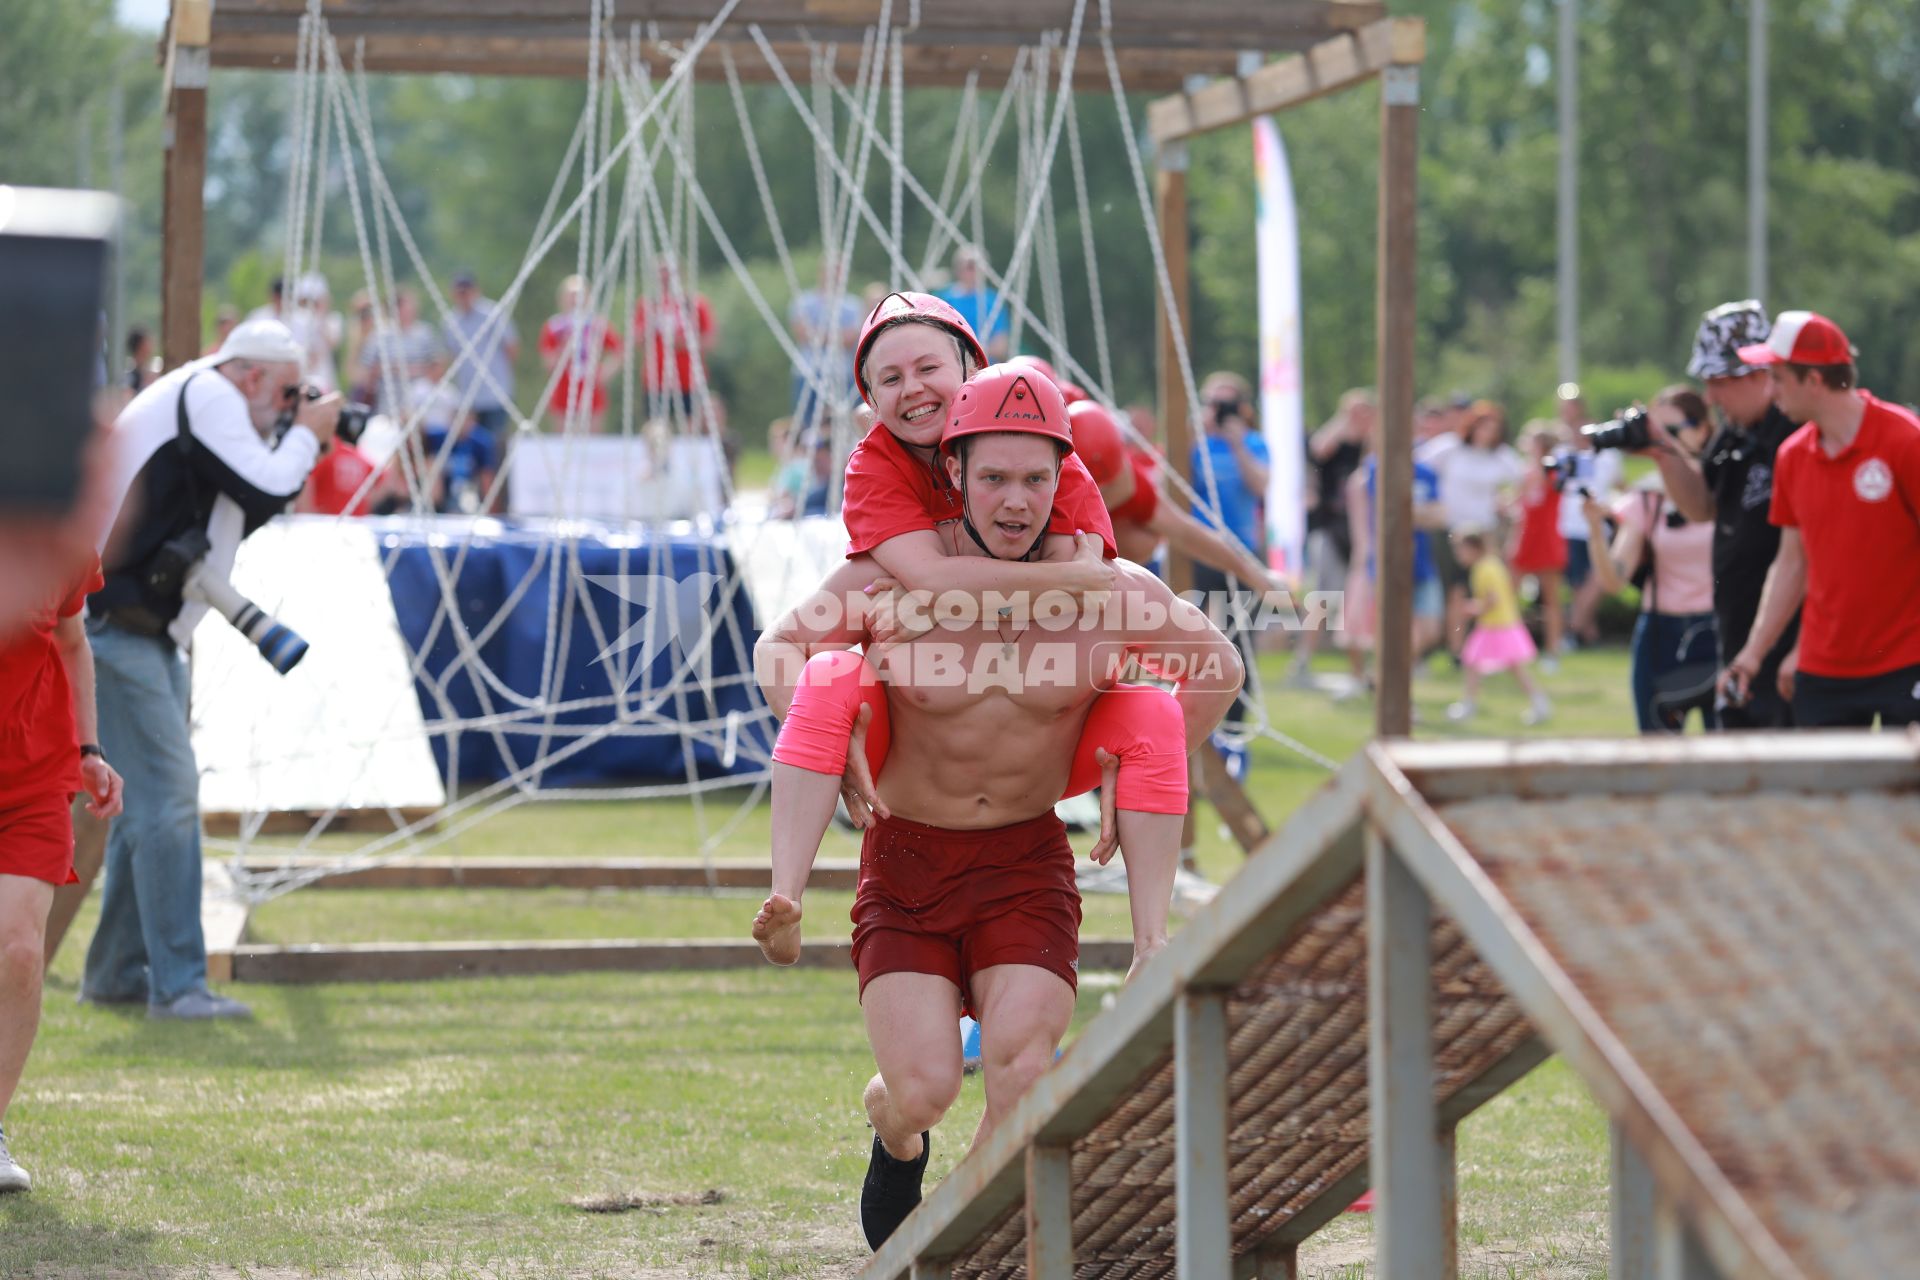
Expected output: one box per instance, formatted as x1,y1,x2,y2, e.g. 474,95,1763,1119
1447,528,1552,725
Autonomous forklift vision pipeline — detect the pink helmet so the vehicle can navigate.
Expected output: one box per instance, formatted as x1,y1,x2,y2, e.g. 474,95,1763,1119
853,291,989,406
1066,401,1127,484
941,363,1074,457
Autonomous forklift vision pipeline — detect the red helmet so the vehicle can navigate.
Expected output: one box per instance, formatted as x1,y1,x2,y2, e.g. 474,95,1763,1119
1059,381,1089,406
1067,400,1127,483
941,363,1074,457
853,291,988,406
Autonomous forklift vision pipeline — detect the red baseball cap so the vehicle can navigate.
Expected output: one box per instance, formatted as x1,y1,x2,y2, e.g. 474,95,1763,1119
1736,311,1854,367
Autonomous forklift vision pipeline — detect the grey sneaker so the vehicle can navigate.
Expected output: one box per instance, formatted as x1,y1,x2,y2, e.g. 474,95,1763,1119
148,990,253,1021
0,1127,30,1193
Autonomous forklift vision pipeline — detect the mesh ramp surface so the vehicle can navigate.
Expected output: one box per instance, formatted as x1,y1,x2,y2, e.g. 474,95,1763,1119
941,877,1534,1278
1437,787,1920,1279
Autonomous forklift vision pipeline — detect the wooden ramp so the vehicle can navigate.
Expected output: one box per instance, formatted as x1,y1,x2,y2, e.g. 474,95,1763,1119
861,733,1920,1280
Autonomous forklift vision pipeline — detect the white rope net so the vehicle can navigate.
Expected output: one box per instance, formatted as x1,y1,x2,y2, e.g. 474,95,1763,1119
216,0,1326,909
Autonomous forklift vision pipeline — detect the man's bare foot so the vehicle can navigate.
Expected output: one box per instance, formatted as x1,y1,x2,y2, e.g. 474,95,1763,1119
862,1073,925,1162
752,893,803,965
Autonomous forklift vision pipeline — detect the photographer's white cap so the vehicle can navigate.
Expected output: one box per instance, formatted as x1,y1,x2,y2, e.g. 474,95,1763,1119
214,317,304,366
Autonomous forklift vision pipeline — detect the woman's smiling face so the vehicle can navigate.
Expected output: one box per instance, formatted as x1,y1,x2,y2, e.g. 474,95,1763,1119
863,322,969,450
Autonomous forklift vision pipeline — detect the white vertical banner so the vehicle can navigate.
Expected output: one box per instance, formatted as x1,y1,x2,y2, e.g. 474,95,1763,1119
1254,116,1306,578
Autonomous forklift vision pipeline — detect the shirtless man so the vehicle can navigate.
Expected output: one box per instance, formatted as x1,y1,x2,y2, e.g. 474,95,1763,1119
751,365,1243,1248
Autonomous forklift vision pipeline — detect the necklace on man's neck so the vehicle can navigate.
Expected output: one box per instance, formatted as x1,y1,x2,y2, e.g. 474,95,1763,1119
994,604,1021,659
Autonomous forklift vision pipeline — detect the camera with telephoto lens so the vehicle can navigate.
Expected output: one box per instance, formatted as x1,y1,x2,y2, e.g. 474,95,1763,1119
1580,406,1655,452
1210,395,1244,429
277,385,373,447
142,527,311,674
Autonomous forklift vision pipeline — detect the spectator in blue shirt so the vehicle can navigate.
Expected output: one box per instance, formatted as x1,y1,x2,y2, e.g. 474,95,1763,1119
1185,371,1272,772
935,245,1010,361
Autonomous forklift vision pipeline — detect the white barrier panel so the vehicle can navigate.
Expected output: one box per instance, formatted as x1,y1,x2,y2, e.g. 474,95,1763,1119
507,434,727,522
190,517,447,818
725,512,848,628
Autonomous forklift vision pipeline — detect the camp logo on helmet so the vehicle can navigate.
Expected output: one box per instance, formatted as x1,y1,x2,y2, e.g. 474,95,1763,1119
994,375,1050,424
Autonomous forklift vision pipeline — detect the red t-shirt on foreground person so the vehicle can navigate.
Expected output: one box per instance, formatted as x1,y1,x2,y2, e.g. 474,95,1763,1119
1769,392,1920,678
0,564,103,811
840,416,1117,558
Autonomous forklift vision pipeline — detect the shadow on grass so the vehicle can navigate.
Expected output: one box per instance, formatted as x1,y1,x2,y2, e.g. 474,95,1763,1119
0,1195,159,1274
67,985,347,1075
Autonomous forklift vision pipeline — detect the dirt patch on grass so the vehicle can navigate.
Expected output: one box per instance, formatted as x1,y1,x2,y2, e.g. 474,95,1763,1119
568,1187,727,1213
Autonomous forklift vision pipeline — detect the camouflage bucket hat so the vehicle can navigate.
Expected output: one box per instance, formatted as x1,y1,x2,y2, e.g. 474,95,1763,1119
1687,300,1771,380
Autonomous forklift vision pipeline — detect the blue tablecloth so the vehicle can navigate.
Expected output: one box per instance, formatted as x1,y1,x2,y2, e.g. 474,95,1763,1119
377,518,774,790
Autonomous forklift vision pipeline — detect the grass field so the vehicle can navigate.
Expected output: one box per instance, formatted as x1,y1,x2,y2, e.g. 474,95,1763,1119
8,647,1641,1278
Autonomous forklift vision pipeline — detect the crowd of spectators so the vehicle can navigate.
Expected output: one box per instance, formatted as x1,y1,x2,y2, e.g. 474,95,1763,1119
1290,299,1919,732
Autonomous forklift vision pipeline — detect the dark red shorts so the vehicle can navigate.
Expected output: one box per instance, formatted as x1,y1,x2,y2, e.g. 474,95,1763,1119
851,810,1081,1018
0,790,79,886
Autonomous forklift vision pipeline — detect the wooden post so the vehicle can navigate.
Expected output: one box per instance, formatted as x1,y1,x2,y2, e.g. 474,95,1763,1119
1613,1120,1657,1280
1024,1143,1075,1279
1175,990,1233,1278
1373,60,1420,738
1155,139,1194,599
161,0,213,370
1367,826,1451,1280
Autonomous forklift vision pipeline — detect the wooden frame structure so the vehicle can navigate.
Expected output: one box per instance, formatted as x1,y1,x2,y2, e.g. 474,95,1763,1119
857,732,1920,1278
162,0,1420,977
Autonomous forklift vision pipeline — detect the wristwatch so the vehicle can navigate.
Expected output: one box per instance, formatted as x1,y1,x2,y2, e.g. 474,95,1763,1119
79,743,106,760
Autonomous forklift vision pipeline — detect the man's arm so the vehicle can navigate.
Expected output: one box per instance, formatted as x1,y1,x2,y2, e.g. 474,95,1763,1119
1229,426,1270,493
184,378,331,526
753,558,881,721
1646,435,1714,523
866,527,1113,601
1145,501,1276,591
55,613,123,818
1116,568,1245,751
1729,526,1806,679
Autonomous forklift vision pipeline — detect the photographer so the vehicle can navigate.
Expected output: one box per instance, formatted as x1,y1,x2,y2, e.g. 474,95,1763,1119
1642,302,1802,729
1582,389,1719,733
82,319,338,1021
1717,312,1920,728
1190,372,1270,766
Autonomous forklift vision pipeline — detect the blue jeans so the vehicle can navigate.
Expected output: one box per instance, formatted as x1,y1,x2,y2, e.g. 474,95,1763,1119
82,619,209,1005
1629,611,1720,735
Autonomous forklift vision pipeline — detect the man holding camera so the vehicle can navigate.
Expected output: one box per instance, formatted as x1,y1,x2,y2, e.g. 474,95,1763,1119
81,319,339,1020
1644,302,1802,728
1190,372,1270,774
1715,312,1920,728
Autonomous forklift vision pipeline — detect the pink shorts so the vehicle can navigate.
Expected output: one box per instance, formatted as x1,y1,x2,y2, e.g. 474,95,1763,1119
771,648,1189,814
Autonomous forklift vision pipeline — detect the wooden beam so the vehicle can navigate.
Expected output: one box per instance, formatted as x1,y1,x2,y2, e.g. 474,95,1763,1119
229,857,861,892
161,0,212,370
1148,18,1425,144
1197,748,1270,855
202,33,1271,90
203,807,439,836
1372,48,1420,738
228,936,1138,983
206,0,1388,56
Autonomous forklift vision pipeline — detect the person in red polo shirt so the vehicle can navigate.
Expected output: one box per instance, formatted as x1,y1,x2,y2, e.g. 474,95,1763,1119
1718,311,1920,727
0,564,124,1193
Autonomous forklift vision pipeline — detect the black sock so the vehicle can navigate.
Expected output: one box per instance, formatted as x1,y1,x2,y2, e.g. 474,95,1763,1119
859,1130,930,1251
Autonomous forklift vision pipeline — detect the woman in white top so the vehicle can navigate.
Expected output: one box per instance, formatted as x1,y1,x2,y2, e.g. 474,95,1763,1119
1433,401,1526,655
